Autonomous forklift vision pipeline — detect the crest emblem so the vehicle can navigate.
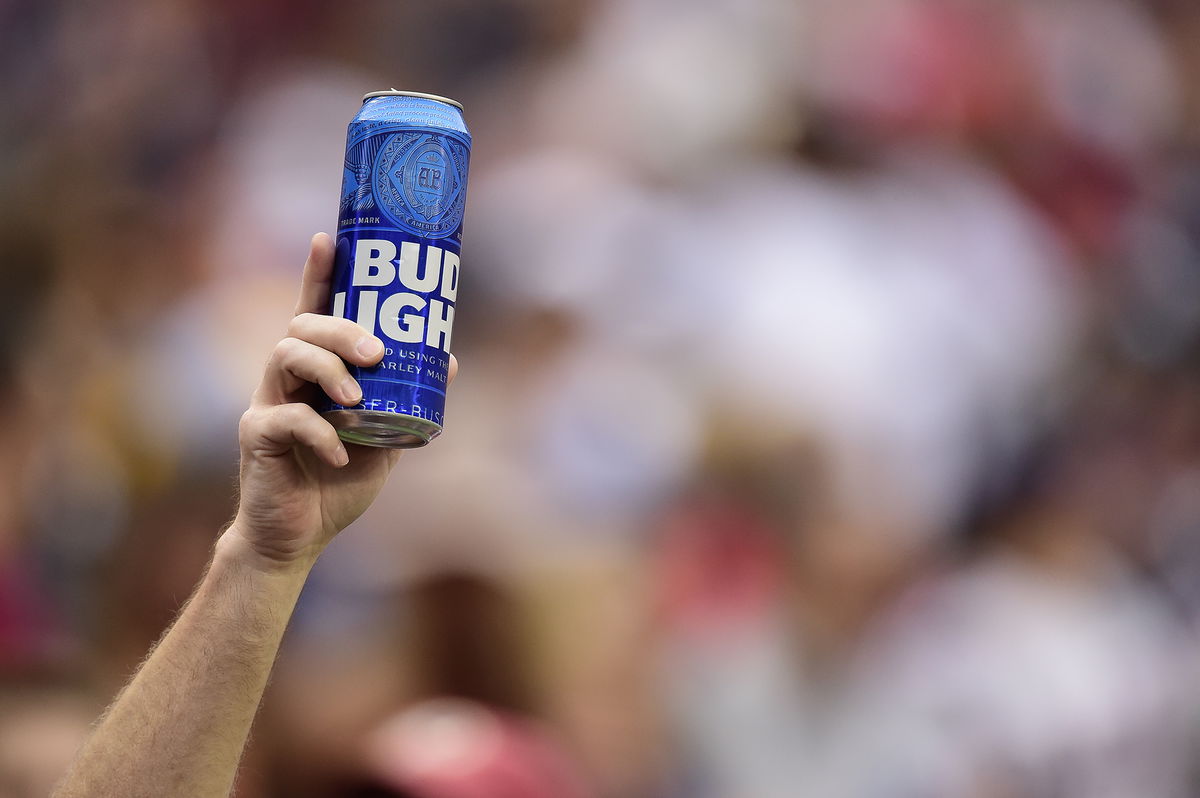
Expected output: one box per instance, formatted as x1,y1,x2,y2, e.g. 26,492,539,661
373,132,469,239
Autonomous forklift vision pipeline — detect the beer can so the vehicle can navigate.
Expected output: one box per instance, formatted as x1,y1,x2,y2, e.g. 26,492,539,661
322,90,471,448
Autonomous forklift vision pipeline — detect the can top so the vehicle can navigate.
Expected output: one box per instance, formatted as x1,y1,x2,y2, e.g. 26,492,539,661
362,89,463,111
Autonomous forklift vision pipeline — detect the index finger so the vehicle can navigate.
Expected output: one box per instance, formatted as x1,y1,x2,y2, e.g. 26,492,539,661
294,233,336,316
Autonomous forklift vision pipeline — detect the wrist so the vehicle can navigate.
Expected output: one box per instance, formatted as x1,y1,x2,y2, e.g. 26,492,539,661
216,523,322,578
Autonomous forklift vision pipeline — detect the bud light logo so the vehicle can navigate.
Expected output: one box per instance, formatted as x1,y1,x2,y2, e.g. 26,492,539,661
374,132,469,240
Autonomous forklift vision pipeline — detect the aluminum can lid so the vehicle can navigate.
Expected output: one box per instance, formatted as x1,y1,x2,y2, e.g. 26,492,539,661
361,89,463,111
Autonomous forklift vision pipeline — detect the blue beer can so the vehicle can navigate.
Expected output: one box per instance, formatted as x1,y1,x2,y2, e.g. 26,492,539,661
322,90,471,448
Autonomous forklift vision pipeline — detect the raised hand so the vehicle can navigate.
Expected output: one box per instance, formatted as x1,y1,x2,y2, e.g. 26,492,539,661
226,232,456,570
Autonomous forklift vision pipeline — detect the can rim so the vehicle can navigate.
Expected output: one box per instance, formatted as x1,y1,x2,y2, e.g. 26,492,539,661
361,89,464,111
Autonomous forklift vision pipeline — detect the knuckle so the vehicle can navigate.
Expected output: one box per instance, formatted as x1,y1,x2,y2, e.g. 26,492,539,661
274,336,304,363
280,402,319,430
238,408,260,436
287,312,318,338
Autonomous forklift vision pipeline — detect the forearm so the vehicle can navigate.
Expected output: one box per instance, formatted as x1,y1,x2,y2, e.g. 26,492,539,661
53,528,313,798
54,234,410,796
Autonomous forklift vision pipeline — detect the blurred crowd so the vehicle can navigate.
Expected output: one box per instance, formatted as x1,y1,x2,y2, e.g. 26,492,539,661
4,0,1200,796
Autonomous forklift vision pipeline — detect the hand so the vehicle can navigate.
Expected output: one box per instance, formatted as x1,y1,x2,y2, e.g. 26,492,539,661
224,233,457,571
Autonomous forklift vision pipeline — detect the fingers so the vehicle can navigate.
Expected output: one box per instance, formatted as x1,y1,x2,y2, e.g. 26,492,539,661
257,337,363,407
294,233,336,317
255,313,385,405
240,403,348,468
289,313,385,366
256,316,459,408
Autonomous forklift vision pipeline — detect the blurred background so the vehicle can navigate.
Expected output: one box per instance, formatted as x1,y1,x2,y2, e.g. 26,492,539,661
3,0,1200,795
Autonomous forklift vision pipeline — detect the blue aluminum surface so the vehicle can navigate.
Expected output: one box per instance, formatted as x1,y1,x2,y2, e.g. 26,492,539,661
321,93,470,446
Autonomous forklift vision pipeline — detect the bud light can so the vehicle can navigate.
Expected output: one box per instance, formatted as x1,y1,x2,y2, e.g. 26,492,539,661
322,90,470,448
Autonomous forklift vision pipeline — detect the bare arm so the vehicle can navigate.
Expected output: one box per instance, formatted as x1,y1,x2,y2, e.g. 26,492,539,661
52,534,312,798
52,234,456,798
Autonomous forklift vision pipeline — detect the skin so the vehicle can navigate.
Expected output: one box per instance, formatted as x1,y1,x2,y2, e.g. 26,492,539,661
51,233,457,798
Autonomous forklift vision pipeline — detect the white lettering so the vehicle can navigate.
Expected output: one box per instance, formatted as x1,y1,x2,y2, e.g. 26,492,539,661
342,241,458,348
399,242,441,293
425,299,454,351
379,292,427,343
439,251,459,302
353,240,397,286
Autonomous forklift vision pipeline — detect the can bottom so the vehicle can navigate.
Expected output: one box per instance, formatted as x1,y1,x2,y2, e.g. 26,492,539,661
322,410,442,450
